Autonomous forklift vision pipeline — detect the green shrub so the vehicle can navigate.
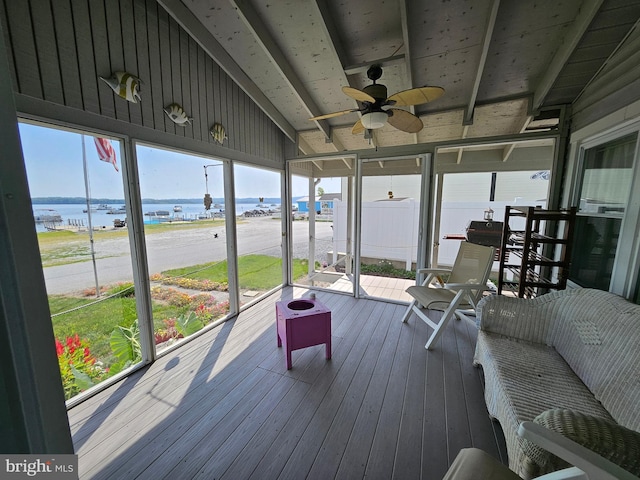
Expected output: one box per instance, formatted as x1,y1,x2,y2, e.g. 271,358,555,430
360,260,416,279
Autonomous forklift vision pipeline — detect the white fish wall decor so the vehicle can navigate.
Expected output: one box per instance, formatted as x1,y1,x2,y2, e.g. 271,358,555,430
164,103,193,126
210,123,227,144
99,71,141,103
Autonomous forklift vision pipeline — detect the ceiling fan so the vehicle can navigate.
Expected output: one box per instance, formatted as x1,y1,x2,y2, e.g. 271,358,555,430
309,64,444,134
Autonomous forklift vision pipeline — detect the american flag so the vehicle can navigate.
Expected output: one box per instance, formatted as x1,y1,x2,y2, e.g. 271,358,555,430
94,137,119,172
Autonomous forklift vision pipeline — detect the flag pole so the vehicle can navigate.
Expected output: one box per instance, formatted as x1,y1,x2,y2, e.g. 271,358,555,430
82,134,101,297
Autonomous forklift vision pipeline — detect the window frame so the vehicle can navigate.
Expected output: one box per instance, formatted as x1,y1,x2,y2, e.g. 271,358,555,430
569,122,640,298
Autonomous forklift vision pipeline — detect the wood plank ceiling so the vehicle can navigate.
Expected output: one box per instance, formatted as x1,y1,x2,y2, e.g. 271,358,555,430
163,0,640,157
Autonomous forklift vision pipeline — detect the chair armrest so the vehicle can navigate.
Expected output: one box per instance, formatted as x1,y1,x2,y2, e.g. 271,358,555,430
417,268,452,287
417,267,451,275
443,283,487,291
519,409,640,479
518,421,640,480
476,294,553,344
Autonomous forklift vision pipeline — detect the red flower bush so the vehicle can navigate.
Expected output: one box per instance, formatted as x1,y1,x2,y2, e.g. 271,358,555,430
55,334,108,400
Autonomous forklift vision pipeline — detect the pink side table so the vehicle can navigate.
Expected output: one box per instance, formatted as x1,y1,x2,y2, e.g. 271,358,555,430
276,298,331,369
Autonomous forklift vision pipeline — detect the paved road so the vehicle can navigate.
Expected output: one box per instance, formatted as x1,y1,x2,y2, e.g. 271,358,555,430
43,217,335,294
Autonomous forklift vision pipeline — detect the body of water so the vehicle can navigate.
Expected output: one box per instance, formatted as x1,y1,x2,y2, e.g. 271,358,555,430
32,201,281,232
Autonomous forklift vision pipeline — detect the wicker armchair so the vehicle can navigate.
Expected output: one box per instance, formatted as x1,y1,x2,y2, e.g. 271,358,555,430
443,419,639,479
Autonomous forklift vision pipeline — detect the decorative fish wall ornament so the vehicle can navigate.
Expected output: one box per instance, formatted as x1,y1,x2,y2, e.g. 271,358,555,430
99,71,141,103
210,123,227,144
164,103,193,126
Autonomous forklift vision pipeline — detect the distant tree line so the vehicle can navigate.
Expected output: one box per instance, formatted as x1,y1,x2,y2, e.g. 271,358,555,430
31,197,284,204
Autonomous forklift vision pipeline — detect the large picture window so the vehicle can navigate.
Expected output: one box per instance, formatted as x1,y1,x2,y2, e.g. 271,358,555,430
233,164,284,303
20,122,142,401
136,145,231,352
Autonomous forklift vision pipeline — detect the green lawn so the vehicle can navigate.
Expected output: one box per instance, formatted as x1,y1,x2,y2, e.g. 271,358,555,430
162,254,311,290
49,254,311,362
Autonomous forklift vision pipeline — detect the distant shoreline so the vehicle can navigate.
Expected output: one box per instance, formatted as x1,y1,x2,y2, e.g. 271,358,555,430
31,197,286,205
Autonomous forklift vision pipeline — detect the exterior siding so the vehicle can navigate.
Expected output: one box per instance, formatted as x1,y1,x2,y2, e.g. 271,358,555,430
572,23,640,131
0,0,286,165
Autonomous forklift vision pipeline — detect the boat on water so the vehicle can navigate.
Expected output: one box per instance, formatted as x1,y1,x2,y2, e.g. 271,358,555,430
173,205,182,212
33,209,62,223
84,203,113,213
106,206,126,214
213,203,223,208
145,210,171,218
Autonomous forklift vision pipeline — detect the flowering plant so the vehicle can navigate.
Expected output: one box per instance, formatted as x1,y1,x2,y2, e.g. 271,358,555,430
55,334,108,399
154,318,183,345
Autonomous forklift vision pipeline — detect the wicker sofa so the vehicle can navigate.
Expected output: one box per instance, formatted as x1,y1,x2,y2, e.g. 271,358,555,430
473,288,640,479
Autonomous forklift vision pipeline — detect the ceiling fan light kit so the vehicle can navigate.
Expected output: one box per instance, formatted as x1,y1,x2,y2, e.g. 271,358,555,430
308,65,444,135
361,111,388,129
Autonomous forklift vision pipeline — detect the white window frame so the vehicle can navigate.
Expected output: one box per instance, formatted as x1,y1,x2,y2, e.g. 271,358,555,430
569,120,640,297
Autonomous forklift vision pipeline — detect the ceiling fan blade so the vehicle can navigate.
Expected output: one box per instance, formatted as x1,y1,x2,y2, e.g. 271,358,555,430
351,119,365,135
309,108,359,121
342,86,376,103
387,108,423,133
387,86,445,106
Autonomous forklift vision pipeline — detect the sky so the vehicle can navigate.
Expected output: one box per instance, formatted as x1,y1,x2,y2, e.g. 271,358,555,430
18,122,340,199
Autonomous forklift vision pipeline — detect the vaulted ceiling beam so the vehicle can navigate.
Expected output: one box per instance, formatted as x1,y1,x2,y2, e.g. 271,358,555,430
532,0,604,112
315,0,349,71
400,0,419,146
230,0,345,150
464,0,501,125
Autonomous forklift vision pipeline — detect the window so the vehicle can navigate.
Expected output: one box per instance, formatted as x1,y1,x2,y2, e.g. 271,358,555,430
234,164,284,303
136,145,231,352
569,133,637,290
20,122,141,401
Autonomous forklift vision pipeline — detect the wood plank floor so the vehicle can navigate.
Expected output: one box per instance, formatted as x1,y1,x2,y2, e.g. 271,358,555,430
68,287,507,479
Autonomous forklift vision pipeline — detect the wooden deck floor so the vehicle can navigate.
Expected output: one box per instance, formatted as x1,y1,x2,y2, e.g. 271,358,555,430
68,287,507,479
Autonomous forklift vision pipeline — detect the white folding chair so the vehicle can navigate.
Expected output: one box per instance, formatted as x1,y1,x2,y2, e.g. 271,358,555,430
400,241,495,349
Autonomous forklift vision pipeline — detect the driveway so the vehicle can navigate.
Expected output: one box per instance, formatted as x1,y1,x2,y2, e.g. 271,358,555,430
42,217,334,294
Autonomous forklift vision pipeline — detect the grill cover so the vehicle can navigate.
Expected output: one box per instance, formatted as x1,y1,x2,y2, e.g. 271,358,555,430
465,220,504,247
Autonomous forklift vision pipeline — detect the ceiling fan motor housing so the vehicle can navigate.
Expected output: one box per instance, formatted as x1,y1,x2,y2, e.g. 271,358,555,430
363,84,388,103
